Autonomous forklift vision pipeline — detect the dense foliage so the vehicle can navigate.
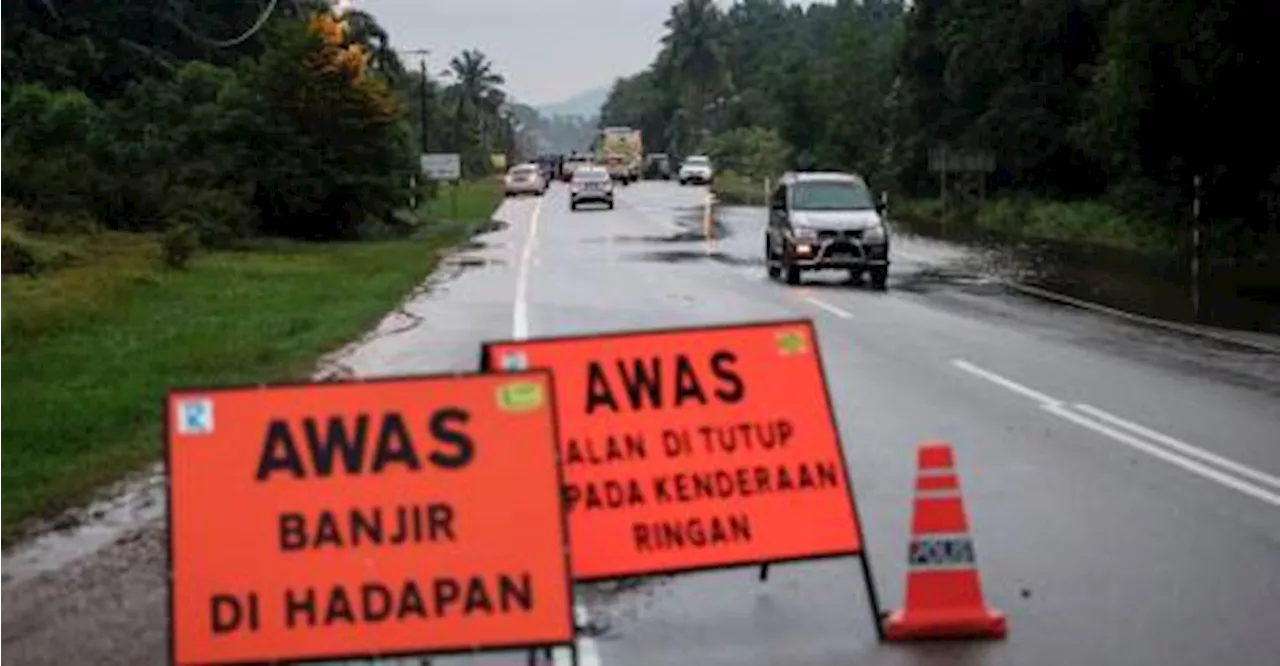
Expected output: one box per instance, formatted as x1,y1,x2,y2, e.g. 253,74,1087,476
602,0,1277,247
2,0,517,248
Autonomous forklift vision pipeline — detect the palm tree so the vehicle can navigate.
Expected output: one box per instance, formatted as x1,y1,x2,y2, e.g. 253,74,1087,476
448,49,505,154
659,0,728,146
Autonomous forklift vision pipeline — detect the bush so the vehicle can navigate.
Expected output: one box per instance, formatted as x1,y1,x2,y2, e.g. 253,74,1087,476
163,188,255,248
160,223,200,269
976,197,1175,254
711,171,770,206
1,227,83,276
701,127,792,180
2,229,42,276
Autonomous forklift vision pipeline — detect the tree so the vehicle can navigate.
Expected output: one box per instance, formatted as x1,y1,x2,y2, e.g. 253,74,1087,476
445,49,507,174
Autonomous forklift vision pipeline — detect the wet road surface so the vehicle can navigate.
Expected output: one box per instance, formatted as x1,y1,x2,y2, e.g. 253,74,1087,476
4,181,1279,665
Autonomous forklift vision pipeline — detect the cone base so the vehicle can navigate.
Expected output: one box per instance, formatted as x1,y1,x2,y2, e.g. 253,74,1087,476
883,607,1007,641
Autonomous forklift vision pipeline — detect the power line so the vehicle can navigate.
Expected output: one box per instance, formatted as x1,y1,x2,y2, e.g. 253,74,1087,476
164,0,281,49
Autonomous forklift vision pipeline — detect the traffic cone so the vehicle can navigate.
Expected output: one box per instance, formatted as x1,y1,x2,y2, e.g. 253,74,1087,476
884,442,1006,640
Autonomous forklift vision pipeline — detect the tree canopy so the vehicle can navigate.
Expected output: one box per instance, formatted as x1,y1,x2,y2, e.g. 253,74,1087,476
3,0,520,247
601,0,1277,239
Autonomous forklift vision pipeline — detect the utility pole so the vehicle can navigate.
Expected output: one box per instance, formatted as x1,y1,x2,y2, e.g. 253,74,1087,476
398,49,431,208
419,58,429,156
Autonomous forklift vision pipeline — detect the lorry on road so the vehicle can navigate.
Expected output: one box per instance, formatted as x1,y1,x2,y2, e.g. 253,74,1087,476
598,126,642,184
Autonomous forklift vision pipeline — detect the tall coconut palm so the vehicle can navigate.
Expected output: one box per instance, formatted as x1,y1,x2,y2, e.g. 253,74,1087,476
659,0,728,146
447,49,505,154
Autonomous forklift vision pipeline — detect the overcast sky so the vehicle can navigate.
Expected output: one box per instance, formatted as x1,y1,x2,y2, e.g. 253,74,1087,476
353,1,823,107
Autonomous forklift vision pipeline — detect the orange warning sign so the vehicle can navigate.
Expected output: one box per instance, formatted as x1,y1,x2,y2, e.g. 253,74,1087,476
482,320,863,581
165,372,573,665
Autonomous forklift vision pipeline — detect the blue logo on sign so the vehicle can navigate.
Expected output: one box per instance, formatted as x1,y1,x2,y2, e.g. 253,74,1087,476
502,352,528,371
177,399,214,435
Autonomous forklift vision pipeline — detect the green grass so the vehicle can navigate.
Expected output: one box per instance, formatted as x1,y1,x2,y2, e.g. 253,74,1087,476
419,178,503,224
710,171,770,206
1,182,501,543
893,196,1177,255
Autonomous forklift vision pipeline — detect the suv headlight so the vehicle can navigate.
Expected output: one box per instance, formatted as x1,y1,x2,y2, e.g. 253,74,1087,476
863,224,886,243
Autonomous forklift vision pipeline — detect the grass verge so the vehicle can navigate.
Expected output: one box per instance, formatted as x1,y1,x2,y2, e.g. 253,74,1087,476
893,196,1176,255
1,181,501,544
710,171,770,206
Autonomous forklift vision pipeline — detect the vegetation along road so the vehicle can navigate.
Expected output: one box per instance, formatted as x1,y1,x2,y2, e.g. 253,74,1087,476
3,1,1277,665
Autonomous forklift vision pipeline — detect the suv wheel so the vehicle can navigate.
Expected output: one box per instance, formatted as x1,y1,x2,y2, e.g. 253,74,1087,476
870,266,888,290
782,247,801,285
765,238,781,279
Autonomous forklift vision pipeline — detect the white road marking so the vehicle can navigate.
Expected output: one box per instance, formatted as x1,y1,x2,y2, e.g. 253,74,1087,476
1074,403,1280,491
511,199,602,664
553,603,603,666
952,359,1060,406
953,359,1280,508
803,296,854,320
512,197,542,340
1044,403,1280,507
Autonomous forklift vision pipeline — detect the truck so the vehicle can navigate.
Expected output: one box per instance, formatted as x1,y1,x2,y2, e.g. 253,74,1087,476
597,127,643,184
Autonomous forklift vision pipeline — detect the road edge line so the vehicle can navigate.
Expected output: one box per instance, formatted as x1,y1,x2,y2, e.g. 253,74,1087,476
804,296,854,320
1001,280,1280,355
513,197,542,341
1074,403,1280,491
515,198,601,664
953,358,1280,507
1043,403,1280,507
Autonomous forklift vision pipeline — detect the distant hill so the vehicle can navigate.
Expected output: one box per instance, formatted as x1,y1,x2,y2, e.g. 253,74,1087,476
536,85,609,119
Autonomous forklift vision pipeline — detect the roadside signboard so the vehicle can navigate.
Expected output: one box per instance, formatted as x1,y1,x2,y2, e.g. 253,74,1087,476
481,320,866,582
166,372,573,665
420,153,461,180
927,147,995,173
490,153,507,172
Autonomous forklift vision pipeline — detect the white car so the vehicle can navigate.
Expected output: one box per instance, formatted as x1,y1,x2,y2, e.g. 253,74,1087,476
569,166,615,211
504,163,547,197
678,155,714,185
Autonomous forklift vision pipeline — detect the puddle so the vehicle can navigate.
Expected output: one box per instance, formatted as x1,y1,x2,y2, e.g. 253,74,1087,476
476,217,510,234
576,576,675,638
895,216,1280,334
442,255,505,268
629,250,758,266
2,465,166,585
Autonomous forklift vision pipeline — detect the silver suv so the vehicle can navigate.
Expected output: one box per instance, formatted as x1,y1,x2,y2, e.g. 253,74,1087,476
569,166,615,211
764,171,890,288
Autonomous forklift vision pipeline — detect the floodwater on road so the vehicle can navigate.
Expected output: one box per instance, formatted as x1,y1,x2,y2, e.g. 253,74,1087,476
890,214,1280,335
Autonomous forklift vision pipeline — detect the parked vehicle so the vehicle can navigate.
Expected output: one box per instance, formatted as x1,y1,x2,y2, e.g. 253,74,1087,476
644,153,672,180
534,154,562,184
561,153,594,182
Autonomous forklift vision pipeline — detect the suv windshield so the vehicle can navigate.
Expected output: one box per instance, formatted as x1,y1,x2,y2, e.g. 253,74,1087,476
685,156,709,166
791,181,874,211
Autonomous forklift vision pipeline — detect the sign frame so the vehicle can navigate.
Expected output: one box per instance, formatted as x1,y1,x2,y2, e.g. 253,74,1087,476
420,152,461,180
164,370,580,666
480,319,885,640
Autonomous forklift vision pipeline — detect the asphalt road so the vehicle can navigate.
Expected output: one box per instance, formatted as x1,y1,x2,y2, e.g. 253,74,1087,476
4,180,1279,665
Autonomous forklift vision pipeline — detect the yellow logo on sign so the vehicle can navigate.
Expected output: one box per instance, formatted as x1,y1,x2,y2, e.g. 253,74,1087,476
776,330,808,356
496,381,545,412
